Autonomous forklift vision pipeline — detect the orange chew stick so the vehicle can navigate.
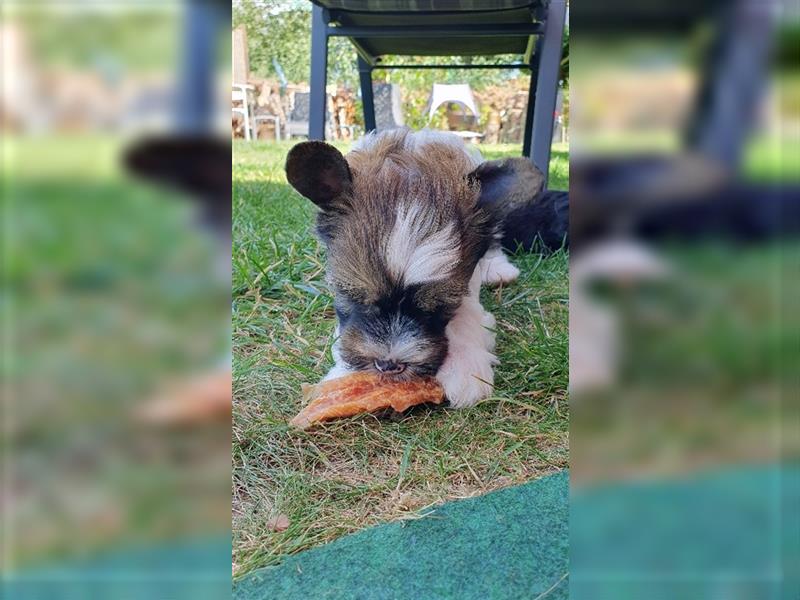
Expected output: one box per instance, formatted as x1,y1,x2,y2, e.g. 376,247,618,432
290,372,444,429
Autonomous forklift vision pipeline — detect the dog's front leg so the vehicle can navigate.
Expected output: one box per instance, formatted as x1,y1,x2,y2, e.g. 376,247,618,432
436,270,498,408
478,245,520,286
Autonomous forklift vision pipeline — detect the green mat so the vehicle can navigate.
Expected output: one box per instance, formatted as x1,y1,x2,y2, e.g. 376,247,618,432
571,464,800,599
234,471,569,600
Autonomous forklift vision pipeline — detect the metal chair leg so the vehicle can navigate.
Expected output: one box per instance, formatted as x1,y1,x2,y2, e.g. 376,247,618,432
243,109,251,141
358,57,377,133
530,0,566,187
522,33,544,157
309,5,328,141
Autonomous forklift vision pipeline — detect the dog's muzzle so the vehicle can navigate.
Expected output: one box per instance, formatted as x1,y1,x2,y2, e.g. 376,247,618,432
374,359,406,375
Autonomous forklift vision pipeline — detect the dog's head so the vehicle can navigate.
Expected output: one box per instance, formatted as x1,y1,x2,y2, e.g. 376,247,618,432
285,130,535,377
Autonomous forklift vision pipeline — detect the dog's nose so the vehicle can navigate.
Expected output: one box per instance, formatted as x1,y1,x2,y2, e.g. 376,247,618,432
374,359,406,375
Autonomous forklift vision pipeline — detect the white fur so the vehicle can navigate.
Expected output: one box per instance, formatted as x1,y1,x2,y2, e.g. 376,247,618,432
478,246,520,286
324,325,354,380
323,361,354,381
385,203,459,285
436,267,498,408
353,128,482,170
570,239,671,394
403,129,483,169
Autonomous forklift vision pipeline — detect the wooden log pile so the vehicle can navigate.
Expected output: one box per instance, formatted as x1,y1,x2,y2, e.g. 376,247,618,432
329,87,359,140
252,78,286,140
232,79,359,141
231,75,561,145
473,77,532,144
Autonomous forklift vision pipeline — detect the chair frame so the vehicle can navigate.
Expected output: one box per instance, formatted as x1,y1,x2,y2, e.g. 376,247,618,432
308,1,566,188
253,113,282,141
232,83,254,140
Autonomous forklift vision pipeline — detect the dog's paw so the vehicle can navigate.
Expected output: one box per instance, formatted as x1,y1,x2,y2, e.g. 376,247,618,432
436,283,498,408
479,249,520,286
436,353,496,409
436,323,497,409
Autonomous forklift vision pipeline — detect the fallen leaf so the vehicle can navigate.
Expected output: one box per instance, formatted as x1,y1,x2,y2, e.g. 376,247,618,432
396,493,424,511
267,514,290,532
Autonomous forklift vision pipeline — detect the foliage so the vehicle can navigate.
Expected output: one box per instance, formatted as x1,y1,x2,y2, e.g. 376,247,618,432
234,0,569,93
15,6,181,72
233,0,358,86
233,0,569,129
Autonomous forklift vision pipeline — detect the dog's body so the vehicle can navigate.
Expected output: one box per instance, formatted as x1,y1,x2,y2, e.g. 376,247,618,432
286,129,553,408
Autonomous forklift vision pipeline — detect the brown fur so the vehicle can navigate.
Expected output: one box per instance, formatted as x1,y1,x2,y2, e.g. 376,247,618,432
324,129,491,304
284,130,498,379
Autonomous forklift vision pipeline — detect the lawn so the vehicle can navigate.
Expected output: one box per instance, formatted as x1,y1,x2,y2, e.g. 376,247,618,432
231,140,570,577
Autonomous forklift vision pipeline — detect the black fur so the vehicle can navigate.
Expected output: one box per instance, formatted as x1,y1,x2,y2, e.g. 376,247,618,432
470,156,568,254
285,141,352,212
501,190,569,253
335,283,451,377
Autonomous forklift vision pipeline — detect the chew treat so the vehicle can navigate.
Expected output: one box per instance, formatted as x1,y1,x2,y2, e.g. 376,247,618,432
290,372,445,429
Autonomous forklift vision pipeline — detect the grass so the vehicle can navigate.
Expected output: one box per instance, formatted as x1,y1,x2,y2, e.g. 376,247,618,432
231,141,569,577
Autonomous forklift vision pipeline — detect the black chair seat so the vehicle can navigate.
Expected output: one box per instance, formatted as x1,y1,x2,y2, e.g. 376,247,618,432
312,0,543,57
306,0,566,187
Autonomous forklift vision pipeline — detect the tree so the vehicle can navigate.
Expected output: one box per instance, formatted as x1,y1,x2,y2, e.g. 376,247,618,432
233,0,357,86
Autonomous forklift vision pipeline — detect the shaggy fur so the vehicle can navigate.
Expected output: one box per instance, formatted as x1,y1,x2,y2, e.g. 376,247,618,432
286,129,539,407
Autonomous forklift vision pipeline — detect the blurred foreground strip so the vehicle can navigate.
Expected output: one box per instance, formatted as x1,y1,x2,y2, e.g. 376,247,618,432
570,0,798,596
135,369,233,427
2,0,232,594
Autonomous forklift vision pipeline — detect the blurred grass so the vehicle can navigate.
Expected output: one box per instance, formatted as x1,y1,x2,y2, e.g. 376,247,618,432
4,135,230,568
231,141,569,577
572,240,797,484
570,108,798,483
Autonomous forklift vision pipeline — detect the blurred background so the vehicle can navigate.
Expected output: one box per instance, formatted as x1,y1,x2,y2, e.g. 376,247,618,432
230,0,568,145
569,0,798,597
2,0,232,596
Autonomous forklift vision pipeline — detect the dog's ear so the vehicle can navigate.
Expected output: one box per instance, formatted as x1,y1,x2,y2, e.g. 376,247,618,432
285,141,352,210
469,157,545,208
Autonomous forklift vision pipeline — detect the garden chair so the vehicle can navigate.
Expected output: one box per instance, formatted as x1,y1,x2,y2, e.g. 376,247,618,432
569,0,780,248
426,82,483,142
306,0,566,187
285,91,311,139
373,83,405,130
253,112,281,140
231,83,254,140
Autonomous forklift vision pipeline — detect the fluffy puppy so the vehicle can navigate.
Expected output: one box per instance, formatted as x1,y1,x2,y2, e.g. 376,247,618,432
286,129,541,408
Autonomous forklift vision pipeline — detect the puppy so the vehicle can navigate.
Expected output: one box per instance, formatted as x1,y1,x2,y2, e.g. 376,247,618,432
285,129,544,408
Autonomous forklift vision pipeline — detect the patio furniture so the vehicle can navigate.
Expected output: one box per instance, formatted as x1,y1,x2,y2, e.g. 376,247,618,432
232,83,254,140
427,83,479,124
568,0,779,251
373,83,404,130
253,112,281,140
307,0,566,187
285,92,311,139
426,82,483,140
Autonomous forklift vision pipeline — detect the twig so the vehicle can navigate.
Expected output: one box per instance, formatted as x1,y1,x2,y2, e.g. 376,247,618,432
532,572,568,600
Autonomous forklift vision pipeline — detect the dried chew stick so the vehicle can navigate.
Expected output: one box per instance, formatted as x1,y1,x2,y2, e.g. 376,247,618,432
290,372,445,429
